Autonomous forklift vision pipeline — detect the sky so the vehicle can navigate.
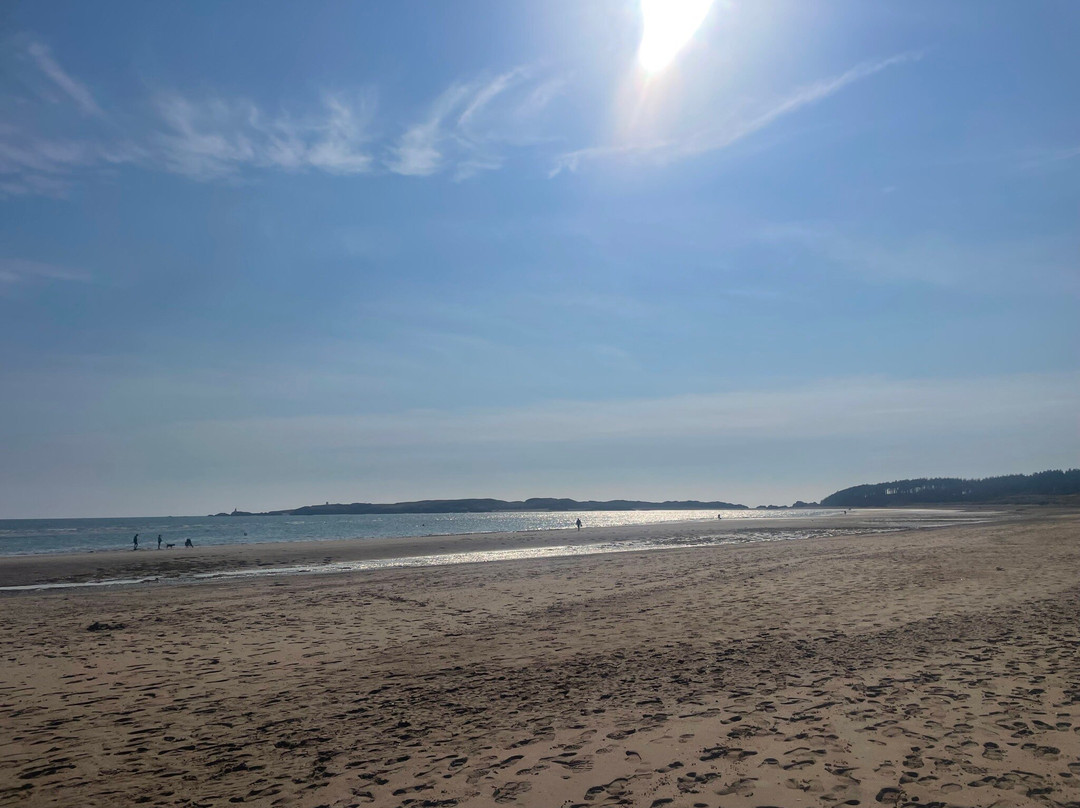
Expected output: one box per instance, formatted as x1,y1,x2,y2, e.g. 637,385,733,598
1,1,1078,517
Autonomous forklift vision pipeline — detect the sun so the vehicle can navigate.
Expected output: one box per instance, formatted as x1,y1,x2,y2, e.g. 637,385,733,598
637,0,714,74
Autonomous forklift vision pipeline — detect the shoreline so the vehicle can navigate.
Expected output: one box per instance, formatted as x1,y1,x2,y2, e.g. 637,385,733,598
0,507,996,589
0,508,807,559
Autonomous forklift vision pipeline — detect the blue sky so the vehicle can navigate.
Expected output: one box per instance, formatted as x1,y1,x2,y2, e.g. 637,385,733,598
1,1,1077,517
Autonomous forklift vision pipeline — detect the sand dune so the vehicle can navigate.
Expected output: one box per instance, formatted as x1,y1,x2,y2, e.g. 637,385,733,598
2,508,1079,807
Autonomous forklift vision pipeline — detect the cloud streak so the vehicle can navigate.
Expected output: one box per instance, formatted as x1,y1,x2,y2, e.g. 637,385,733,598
387,67,557,179
153,92,375,180
756,223,1080,296
387,82,474,177
171,371,1078,454
0,258,90,287
26,41,104,117
551,52,922,176
1018,144,1080,170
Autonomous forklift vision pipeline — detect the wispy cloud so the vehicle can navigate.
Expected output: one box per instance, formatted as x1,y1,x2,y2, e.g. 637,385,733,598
1018,144,1080,171
756,223,1080,296
0,36,922,192
551,52,922,176
154,92,375,180
25,41,104,117
173,370,1080,455
387,66,562,179
1,88,378,193
387,82,474,177
0,173,72,198
516,76,568,120
1,40,118,194
0,137,93,175
1,37,380,191
0,133,100,197
0,258,90,287
3,39,565,192
457,67,528,132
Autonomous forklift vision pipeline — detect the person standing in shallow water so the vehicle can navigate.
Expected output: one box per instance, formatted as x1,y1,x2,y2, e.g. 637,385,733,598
132,534,139,551
576,518,582,530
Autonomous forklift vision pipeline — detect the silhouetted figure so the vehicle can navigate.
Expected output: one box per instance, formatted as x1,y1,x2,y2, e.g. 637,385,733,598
133,534,139,551
184,538,193,548
575,518,582,530
157,534,162,550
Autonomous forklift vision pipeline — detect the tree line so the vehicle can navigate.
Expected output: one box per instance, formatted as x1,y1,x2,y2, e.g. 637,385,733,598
821,469,1080,507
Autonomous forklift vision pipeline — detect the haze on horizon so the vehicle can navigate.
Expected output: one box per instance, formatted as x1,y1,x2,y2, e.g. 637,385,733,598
1,1,1077,519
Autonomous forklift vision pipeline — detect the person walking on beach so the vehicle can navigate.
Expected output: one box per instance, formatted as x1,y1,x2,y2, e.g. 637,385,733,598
576,518,582,530
157,534,162,550
132,534,139,551
184,538,193,548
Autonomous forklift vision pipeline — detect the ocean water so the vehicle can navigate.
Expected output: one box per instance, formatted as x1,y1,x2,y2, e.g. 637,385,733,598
0,509,841,556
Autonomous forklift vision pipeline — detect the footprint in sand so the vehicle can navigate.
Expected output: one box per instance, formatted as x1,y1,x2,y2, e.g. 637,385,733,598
492,781,531,802
785,777,825,793
714,777,756,797
875,786,905,804
700,745,757,762
1023,743,1060,759
552,756,593,772
902,751,924,769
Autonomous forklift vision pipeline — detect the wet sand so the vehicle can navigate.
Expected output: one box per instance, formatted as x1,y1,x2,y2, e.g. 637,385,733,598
2,508,1079,807
0,509,977,588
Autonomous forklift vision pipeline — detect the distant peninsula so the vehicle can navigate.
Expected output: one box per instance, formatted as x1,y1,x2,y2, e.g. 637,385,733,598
217,497,749,517
821,469,1080,507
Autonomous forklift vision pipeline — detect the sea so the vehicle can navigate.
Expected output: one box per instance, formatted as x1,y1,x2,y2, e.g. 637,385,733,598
0,509,839,557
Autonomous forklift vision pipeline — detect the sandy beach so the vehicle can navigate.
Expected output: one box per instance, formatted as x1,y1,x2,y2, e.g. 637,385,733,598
2,507,1079,807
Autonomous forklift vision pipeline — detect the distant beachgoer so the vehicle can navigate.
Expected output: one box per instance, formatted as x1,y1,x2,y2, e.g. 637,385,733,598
575,518,582,530
157,534,162,550
133,534,139,551
184,538,193,548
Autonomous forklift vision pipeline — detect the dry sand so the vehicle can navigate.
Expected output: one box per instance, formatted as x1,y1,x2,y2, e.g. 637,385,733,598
2,508,1079,807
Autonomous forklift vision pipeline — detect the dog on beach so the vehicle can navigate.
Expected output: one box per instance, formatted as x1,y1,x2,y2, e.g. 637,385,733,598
165,543,175,548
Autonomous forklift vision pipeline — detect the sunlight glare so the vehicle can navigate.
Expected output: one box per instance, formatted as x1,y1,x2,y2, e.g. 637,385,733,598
637,0,714,73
